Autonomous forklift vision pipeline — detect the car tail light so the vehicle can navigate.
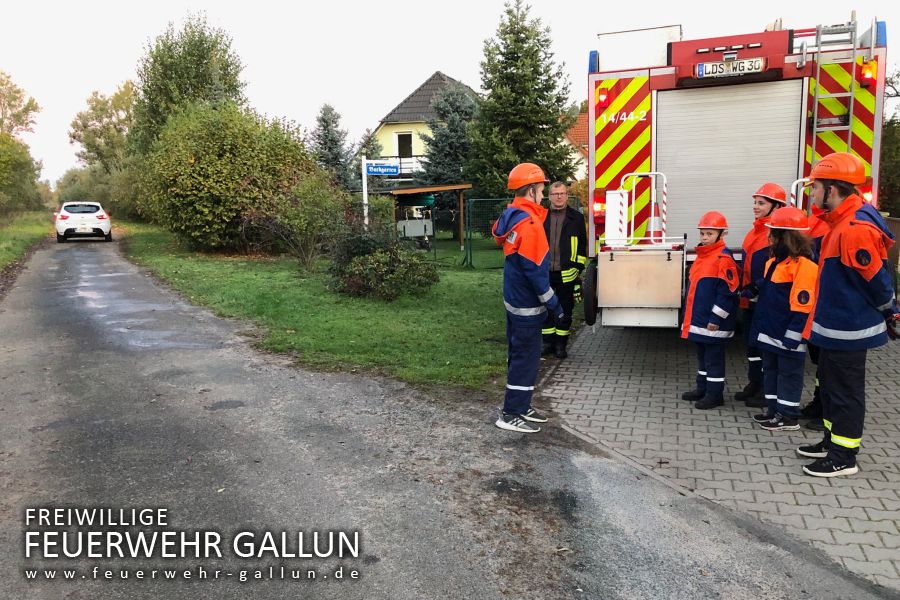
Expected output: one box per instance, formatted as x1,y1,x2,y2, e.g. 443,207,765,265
96,213,108,220
58,214,69,220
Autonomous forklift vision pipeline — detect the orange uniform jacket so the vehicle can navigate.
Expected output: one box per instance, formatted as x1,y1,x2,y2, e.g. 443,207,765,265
681,240,740,344
749,256,819,356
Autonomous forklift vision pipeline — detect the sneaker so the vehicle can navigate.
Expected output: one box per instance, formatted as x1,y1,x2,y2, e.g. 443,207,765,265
759,414,800,431
495,413,541,433
752,412,773,423
520,408,548,423
803,458,859,478
796,440,829,458
681,389,704,401
734,381,761,402
695,396,724,410
805,419,825,432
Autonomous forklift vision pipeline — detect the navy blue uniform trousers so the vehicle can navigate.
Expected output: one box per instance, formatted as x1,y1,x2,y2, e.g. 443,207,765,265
503,315,543,415
695,342,726,401
760,349,805,418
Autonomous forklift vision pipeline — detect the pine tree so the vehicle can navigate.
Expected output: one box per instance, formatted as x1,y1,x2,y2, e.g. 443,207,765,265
418,85,477,188
465,0,576,198
350,128,384,191
310,104,353,190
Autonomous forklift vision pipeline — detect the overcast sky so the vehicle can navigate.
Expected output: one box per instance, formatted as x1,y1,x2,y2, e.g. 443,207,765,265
2,0,896,184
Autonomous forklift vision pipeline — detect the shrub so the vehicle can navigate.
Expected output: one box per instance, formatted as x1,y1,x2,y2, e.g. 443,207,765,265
340,246,439,301
327,193,439,300
141,101,312,249
241,169,350,270
328,195,397,272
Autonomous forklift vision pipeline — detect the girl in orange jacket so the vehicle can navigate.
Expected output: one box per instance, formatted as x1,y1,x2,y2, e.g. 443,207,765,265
748,207,818,431
735,183,787,407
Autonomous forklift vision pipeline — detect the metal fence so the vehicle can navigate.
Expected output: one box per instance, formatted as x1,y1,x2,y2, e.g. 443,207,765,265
462,197,584,269
463,199,508,269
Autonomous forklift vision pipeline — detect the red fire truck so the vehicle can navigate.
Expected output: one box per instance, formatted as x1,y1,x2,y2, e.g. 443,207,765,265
583,16,888,328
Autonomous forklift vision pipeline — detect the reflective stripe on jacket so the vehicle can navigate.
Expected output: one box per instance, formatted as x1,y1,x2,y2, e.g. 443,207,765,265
544,205,587,283
493,197,560,323
750,255,818,356
681,240,740,344
803,195,897,350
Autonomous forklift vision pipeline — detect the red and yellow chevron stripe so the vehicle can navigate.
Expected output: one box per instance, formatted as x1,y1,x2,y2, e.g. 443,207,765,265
804,55,878,179
593,76,652,241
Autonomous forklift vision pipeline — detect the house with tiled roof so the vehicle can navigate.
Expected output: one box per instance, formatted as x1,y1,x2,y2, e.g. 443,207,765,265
565,109,590,180
372,71,477,177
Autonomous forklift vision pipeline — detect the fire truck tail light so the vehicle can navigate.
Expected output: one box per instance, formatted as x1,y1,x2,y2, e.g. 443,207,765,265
860,62,876,87
858,184,874,204
596,88,611,109
593,201,606,214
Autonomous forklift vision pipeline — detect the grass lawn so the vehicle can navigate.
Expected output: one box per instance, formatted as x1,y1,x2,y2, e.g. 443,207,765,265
0,211,51,270
120,221,511,389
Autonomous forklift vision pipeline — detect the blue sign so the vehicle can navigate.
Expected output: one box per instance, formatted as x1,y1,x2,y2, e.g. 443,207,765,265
366,163,400,176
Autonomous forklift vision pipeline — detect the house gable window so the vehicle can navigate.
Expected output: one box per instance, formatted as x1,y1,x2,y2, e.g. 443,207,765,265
397,133,413,158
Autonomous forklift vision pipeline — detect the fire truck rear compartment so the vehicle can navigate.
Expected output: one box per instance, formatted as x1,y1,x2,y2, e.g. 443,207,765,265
654,79,805,246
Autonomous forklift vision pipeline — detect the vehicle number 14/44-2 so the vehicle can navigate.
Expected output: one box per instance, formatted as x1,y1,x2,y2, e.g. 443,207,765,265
601,111,647,124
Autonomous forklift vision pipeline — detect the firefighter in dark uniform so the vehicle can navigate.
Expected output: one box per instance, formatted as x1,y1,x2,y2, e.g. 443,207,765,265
541,181,588,359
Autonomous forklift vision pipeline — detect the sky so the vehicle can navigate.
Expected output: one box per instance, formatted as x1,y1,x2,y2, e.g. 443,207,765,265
2,0,897,185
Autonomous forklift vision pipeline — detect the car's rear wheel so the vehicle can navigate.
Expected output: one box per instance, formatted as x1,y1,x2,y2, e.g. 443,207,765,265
56,233,66,243
104,232,113,242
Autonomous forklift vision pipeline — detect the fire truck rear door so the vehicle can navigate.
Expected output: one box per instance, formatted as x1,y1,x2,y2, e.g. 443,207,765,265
655,79,804,246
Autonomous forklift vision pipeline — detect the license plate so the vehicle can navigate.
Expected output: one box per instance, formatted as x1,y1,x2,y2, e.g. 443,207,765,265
77,227,92,233
697,58,765,78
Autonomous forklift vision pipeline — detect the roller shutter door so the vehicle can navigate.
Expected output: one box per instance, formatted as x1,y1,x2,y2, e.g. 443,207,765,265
655,79,804,247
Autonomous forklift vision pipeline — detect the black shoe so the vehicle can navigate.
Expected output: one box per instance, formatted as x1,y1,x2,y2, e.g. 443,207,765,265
695,396,724,410
734,381,761,402
541,342,556,356
752,412,773,423
805,419,825,432
796,440,829,458
743,392,767,408
681,389,704,401
759,414,800,431
520,408,548,423
495,413,541,433
803,457,859,478
554,346,568,359
800,396,822,418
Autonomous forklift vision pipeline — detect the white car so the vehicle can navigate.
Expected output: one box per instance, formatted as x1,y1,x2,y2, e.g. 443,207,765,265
55,202,112,243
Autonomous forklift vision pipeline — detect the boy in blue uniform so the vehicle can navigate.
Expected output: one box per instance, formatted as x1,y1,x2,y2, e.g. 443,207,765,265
799,152,898,477
680,211,741,410
492,163,564,434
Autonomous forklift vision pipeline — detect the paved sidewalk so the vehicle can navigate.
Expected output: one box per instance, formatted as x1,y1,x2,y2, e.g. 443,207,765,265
542,325,900,592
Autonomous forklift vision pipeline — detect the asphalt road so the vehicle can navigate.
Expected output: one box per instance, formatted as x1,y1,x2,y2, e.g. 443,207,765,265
0,238,894,600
